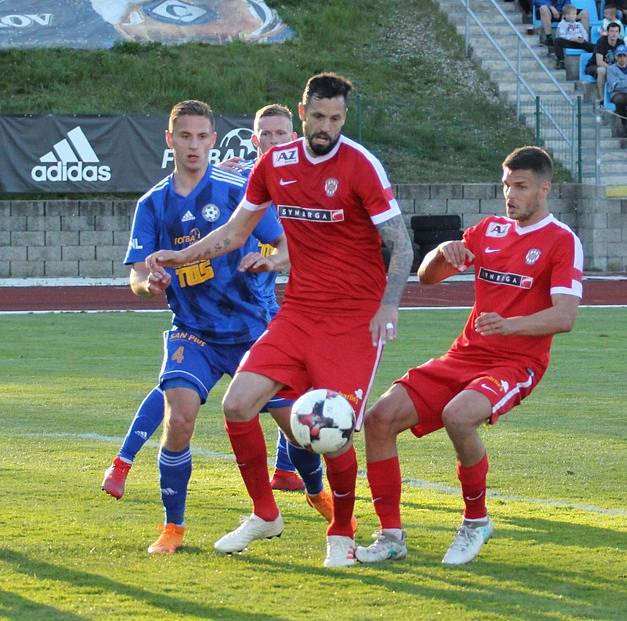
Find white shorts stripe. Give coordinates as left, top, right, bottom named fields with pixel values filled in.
left=492, top=369, right=535, bottom=414
left=354, top=337, right=385, bottom=432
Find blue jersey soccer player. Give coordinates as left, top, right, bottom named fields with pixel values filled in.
left=101, top=106, right=300, bottom=500
left=102, top=101, right=332, bottom=554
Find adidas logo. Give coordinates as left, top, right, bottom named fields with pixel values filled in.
left=181, top=210, right=196, bottom=222
left=160, top=488, right=178, bottom=496
left=134, top=430, right=148, bottom=440
left=31, top=126, right=111, bottom=183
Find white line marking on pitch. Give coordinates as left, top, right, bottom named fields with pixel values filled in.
left=14, top=431, right=627, bottom=517
left=2, top=305, right=627, bottom=316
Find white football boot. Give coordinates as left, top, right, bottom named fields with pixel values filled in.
left=442, top=518, right=494, bottom=565
left=323, top=535, right=356, bottom=567
left=214, top=513, right=284, bottom=553
left=355, top=530, right=407, bottom=563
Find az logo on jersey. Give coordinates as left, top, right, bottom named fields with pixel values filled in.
left=273, top=148, right=299, bottom=167
left=486, top=222, right=511, bottom=238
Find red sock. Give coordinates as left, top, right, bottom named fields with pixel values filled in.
left=225, top=416, right=279, bottom=522
left=366, top=457, right=402, bottom=529
left=324, top=447, right=357, bottom=537
left=457, top=453, right=489, bottom=520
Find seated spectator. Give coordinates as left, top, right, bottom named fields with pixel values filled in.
left=599, top=3, right=625, bottom=38
left=554, top=4, right=594, bottom=69
left=585, top=22, right=625, bottom=103
left=607, top=44, right=627, bottom=132
left=534, top=0, right=590, bottom=50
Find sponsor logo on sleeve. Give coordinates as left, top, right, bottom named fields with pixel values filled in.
left=272, top=147, right=299, bottom=167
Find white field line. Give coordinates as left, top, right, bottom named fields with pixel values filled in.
left=14, top=431, right=627, bottom=518
left=2, top=305, right=627, bottom=316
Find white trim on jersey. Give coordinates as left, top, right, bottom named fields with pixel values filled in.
left=300, top=136, right=342, bottom=165
left=341, top=135, right=393, bottom=190
left=551, top=284, right=583, bottom=297
left=371, top=198, right=401, bottom=225
left=515, top=214, right=554, bottom=235
left=241, top=198, right=271, bottom=212
left=210, top=167, right=247, bottom=187
left=354, top=337, right=386, bottom=432
left=492, top=369, right=535, bottom=414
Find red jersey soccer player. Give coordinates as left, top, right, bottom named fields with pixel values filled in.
left=355, top=146, right=583, bottom=566
left=145, top=73, right=414, bottom=567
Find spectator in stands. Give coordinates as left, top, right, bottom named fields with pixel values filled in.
left=607, top=44, right=627, bottom=132
left=599, top=3, right=625, bottom=38
left=585, top=22, right=625, bottom=104
left=534, top=0, right=590, bottom=51
left=554, top=4, right=594, bottom=69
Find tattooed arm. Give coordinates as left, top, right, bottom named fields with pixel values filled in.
left=145, top=202, right=270, bottom=276
left=371, top=214, right=414, bottom=345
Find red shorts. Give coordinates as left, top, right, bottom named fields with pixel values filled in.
left=238, top=309, right=384, bottom=430
left=395, top=352, right=544, bottom=438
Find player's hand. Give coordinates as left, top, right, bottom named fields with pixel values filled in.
left=238, top=252, right=275, bottom=273
left=146, top=270, right=171, bottom=295
left=370, top=303, right=398, bottom=346
left=438, top=240, right=474, bottom=271
left=475, top=312, right=515, bottom=336
left=218, top=156, right=246, bottom=174
left=145, top=249, right=187, bottom=273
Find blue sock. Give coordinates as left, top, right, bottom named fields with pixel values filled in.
left=287, top=441, right=323, bottom=495
left=158, top=446, right=192, bottom=526
left=274, top=429, right=296, bottom=472
left=118, top=387, right=164, bottom=463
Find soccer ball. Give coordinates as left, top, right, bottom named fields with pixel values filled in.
left=290, top=389, right=355, bottom=454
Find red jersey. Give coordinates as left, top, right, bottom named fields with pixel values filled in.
left=243, top=136, right=400, bottom=318
left=451, top=214, right=583, bottom=370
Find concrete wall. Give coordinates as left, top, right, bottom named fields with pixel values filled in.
left=1, top=184, right=626, bottom=277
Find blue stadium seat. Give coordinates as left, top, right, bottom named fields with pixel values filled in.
left=579, top=52, right=595, bottom=82
left=570, top=0, right=602, bottom=31
left=604, top=83, right=617, bottom=111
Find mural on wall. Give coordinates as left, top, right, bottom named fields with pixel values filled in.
left=0, top=0, right=293, bottom=49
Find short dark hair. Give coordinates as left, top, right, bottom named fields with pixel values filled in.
left=302, top=72, right=353, bottom=107
left=254, top=104, right=293, bottom=131
left=168, top=100, right=214, bottom=132
left=608, top=21, right=622, bottom=32
left=502, top=146, right=553, bottom=180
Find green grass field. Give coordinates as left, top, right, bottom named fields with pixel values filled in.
left=1, top=309, right=625, bottom=620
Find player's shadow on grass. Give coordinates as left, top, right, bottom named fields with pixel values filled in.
left=0, top=548, right=291, bottom=621
left=0, top=588, right=85, bottom=621
left=235, top=552, right=618, bottom=621
left=496, top=513, right=627, bottom=551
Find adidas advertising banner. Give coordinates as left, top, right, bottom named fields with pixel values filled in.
left=0, top=114, right=255, bottom=193
left=0, top=1, right=293, bottom=49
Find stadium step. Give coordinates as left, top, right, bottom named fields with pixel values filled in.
left=432, top=0, right=627, bottom=184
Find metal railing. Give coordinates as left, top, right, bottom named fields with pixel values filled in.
left=459, top=0, right=584, bottom=180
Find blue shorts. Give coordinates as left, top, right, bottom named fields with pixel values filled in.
left=159, top=327, right=294, bottom=410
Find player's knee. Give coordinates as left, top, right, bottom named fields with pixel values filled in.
left=364, top=401, right=399, bottom=439
left=441, top=402, right=469, bottom=433
left=222, top=391, right=255, bottom=421
left=163, top=409, right=196, bottom=443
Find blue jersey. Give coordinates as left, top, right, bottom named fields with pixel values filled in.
left=240, top=159, right=280, bottom=317
left=125, top=165, right=283, bottom=343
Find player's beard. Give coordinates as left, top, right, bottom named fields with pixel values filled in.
left=306, top=131, right=340, bottom=156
